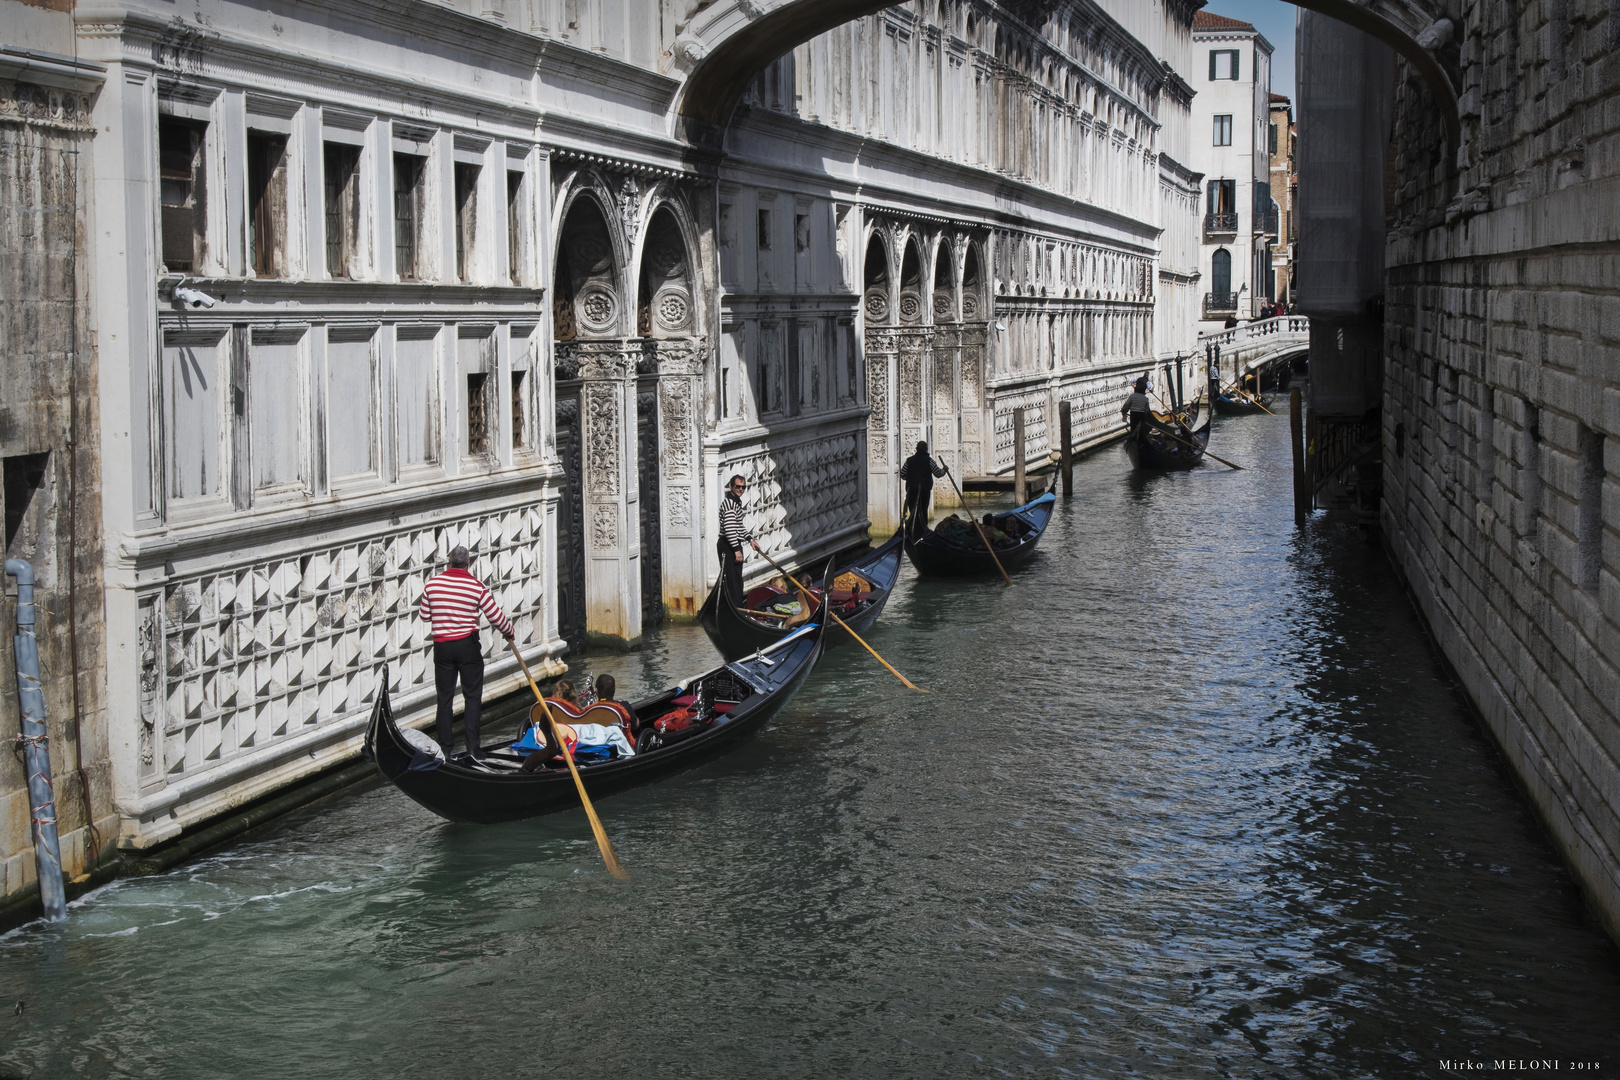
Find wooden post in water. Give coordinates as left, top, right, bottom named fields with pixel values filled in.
left=1013, top=407, right=1026, bottom=505
left=1058, top=400, right=1073, bottom=497
left=1290, top=387, right=1306, bottom=525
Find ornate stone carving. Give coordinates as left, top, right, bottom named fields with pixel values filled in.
left=577, top=285, right=617, bottom=333
left=584, top=384, right=621, bottom=497
left=869, top=435, right=888, bottom=465
left=899, top=292, right=921, bottom=322
left=933, top=293, right=952, bottom=319
left=666, top=487, right=692, bottom=529
left=654, top=287, right=691, bottom=331
left=660, top=381, right=693, bottom=478
left=864, top=290, right=889, bottom=321
left=591, top=503, right=619, bottom=550
left=614, top=174, right=641, bottom=250
left=866, top=355, right=889, bottom=432
left=727, top=434, right=863, bottom=559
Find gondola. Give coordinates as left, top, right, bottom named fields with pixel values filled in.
left=1213, top=390, right=1271, bottom=416
left=904, top=491, right=1056, bottom=577
left=1124, top=411, right=1211, bottom=470
left=697, top=534, right=904, bottom=660
left=364, top=621, right=824, bottom=824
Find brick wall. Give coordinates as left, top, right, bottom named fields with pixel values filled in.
left=1381, top=0, right=1620, bottom=939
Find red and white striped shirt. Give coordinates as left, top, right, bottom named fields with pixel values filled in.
left=420, top=568, right=515, bottom=643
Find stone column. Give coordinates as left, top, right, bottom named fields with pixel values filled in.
left=647, top=338, right=707, bottom=619
left=570, top=341, right=642, bottom=645
left=864, top=329, right=901, bottom=532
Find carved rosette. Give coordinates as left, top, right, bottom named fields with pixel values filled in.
left=653, top=287, right=691, bottom=332
left=899, top=292, right=922, bottom=323
left=577, top=285, right=618, bottom=334
left=864, top=290, right=889, bottom=322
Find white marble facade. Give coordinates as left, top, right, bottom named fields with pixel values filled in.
left=62, top=0, right=1204, bottom=849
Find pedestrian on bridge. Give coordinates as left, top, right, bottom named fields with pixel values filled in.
left=420, top=544, right=515, bottom=758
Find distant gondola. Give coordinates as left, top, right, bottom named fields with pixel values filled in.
left=698, top=534, right=903, bottom=661
left=904, top=492, right=1057, bottom=577
left=1125, top=412, right=1211, bottom=470
left=1213, top=391, right=1271, bottom=416
left=365, top=622, right=824, bottom=825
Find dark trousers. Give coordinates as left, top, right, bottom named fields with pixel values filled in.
left=718, top=541, right=744, bottom=607
left=903, top=485, right=930, bottom=537
left=434, top=633, right=484, bottom=754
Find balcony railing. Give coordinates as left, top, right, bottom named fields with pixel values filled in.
left=1204, top=211, right=1239, bottom=234
left=1203, top=291, right=1238, bottom=317
left=1257, top=205, right=1279, bottom=236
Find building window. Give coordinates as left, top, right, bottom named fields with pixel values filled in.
left=3, top=452, right=50, bottom=550
left=757, top=208, right=772, bottom=250
left=510, top=369, right=527, bottom=449
left=1213, top=115, right=1233, bottom=146
left=247, top=132, right=288, bottom=278
left=1211, top=248, right=1232, bottom=297
left=323, top=144, right=361, bottom=279
left=158, top=117, right=207, bottom=274
left=1269, top=123, right=1279, bottom=155
left=1209, top=50, right=1239, bottom=80
left=393, top=154, right=426, bottom=281
left=507, top=170, right=524, bottom=285
left=454, top=162, right=479, bottom=283
left=466, top=372, right=489, bottom=456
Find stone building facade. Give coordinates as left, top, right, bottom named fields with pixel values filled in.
left=1267, top=92, right=1295, bottom=309
left=0, top=0, right=1207, bottom=897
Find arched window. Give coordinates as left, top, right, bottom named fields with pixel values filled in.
left=1211, top=248, right=1232, bottom=298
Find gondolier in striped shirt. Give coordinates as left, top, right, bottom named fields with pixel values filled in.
left=420, top=544, right=515, bottom=758
left=718, top=474, right=760, bottom=607
left=899, top=441, right=948, bottom=538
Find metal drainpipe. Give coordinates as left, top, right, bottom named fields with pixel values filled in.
left=6, top=560, right=66, bottom=920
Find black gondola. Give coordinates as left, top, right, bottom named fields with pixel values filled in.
left=697, top=534, right=903, bottom=660
left=365, top=622, right=824, bottom=824
left=1125, top=412, right=1211, bottom=470
left=904, top=492, right=1057, bottom=577
left=1213, top=391, right=1271, bottom=416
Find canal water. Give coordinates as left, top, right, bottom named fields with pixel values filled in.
left=4, top=409, right=1619, bottom=1079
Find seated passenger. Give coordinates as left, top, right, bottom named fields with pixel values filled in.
left=518, top=704, right=636, bottom=771
left=593, top=674, right=638, bottom=739
left=980, top=513, right=1012, bottom=547
left=935, top=514, right=974, bottom=546
left=547, top=679, right=584, bottom=717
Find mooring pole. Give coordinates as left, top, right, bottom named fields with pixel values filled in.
left=1058, top=400, right=1073, bottom=497
left=6, top=560, right=65, bottom=921
left=1290, top=388, right=1306, bottom=525
left=1012, top=407, right=1027, bottom=505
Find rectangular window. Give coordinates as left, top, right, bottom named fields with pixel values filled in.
left=757, top=208, right=772, bottom=250
left=454, top=162, right=480, bottom=283
left=1208, top=179, right=1236, bottom=214
left=163, top=332, right=225, bottom=503
left=506, top=170, right=524, bottom=285
left=393, top=153, right=426, bottom=281
left=510, top=369, right=527, bottom=449
left=1269, top=122, right=1279, bottom=156
left=3, top=452, right=50, bottom=551
left=1209, top=50, right=1239, bottom=80
left=249, top=330, right=303, bottom=491
left=466, top=372, right=489, bottom=456
left=395, top=331, right=439, bottom=467
left=1213, top=115, right=1233, bottom=146
left=794, top=212, right=809, bottom=253
left=159, top=117, right=207, bottom=273
left=327, top=332, right=377, bottom=481
left=323, top=143, right=361, bottom=279
left=247, top=132, right=288, bottom=278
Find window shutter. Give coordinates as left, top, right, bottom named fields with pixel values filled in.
left=1209, top=50, right=1217, bottom=81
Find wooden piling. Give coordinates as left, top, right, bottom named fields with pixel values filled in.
left=1058, top=400, right=1073, bottom=497
left=1290, top=387, right=1306, bottom=525
left=1013, top=407, right=1026, bottom=505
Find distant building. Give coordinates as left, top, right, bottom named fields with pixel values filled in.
left=1189, top=10, right=1275, bottom=327
left=1268, top=93, right=1297, bottom=310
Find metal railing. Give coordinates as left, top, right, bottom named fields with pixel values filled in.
left=1258, top=204, right=1279, bottom=236
left=1204, top=211, right=1239, bottom=234
left=1203, top=291, right=1239, bottom=316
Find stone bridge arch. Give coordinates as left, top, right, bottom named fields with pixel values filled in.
left=670, top=0, right=1460, bottom=150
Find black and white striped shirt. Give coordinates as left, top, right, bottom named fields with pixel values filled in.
left=900, top=452, right=947, bottom=488
left=719, top=491, right=753, bottom=550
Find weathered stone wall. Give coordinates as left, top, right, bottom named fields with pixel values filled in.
left=0, top=74, right=114, bottom=898
left=1380, top=0, right=1620, bottom=938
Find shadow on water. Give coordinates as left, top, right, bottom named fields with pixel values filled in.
left=3, top=411, right=1618, bottom=1079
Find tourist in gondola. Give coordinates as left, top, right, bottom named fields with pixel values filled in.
left=419, top=544, right=515, bottom=758
left=900, top=441, right=948, bottom=538
left=1121, top=376, right=1151, bottom=435
left=718, top=474, right=761, bottom=606
left=593, top=674, right=638, bottom=739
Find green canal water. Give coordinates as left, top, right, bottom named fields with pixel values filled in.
left=3, top=409, right=1618, bottom=1078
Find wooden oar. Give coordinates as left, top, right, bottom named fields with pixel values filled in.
left=753, top=548, right=928, bottom=693
left=937, top=462, right=1013, bottom=587
left=507, top=640, right=628, bottom=880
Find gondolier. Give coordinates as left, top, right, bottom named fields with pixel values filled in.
left=420, top=544, right=515, bottom=758
left=718, top=474, right=760, bottom=607
left=1121, top=376, right=1151, bottom=435
left=899, top=441, right=948, bottom=538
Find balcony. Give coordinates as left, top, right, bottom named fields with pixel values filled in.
left=1257, top=204, right=1279, bottom=237
left=1204, top=211, right=1239, bottom=235
left=1203, top=291, right=1239, bottom=317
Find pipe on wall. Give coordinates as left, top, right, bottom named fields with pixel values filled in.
left=6, top=559, right=65, bottom=921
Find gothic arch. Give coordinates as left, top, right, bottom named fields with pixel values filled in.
left=635, top=202, right=698, bottom=340
left=552, top=186, right=625, bottom=341
left=932, top=236, right=958, bottom=324
left=862, top=229, right=891, bottom=325
left=962, top=241, right=985, bottom=323
left=898, top=237, right=924, bottom=326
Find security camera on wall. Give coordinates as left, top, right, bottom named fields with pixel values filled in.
left=169, top=276, right=219, bottom=310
